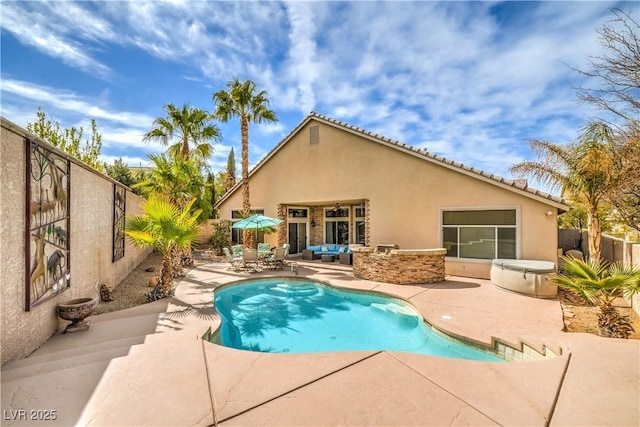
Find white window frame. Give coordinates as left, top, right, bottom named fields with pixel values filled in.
left=324, top=207, right=350, bottom=244
left=288, top=207, right=309, bottom=220
left=439, top=206, right=520, bottom=262
left=353, top=207, right=365, bottom=245
left=287, top=206, right=309, bottom=250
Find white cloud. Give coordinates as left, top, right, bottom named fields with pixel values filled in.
left=1, top=79, right=157, bottom=163
left=1, top=79, right=154, bottom=126
left=2, top=0, right=630, bottom=186
left=100, top=153, right=151, bottom=168
left=284, top=1, right=320, bottom=113
left=0, top=3, right=113, bottom=78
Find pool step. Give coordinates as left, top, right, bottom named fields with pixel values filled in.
left=370, top=302, right=420, bottom=317
left=271, top=283, right=319, bottom=296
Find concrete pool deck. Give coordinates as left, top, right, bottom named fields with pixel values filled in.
left=2, top=259, right=639, bottom=426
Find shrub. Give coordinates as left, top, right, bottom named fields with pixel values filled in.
left=210, top=220, right=231, bottom=255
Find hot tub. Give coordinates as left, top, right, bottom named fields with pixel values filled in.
left=490, top=259, right=557, bottom=298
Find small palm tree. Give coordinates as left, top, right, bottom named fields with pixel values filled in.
left=144, top=103, right=220, bottom=162
left=213, top=78, right=278, bottom=248
left=126, top=196, right=202, bottom=301
left=554, top=256, right=640, bottom=338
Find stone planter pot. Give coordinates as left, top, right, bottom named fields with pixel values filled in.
left=57, top=297, right=97, bottom=333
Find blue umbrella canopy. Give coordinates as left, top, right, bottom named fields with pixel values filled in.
left=232, top=214, right=283, bottom=230
left=232, top=214, right=283, bottom=248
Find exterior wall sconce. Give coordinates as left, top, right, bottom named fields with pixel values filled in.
left=545, top=210, right=553, bottom=217
left=311, top=220, right=316, bottom=227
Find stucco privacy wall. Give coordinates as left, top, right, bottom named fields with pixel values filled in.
left=1, top=118, right=150, bottom=365
left=218, top=117, right=565, bottom=279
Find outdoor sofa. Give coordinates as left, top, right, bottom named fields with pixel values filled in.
left=302, top=244, right=353, bottom=261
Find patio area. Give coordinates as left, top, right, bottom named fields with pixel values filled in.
left=2, top=259, right=639, bottom=426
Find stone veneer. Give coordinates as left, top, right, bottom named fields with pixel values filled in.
left=353, top=247, right=447, bottom=284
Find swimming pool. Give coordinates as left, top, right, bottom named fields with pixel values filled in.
left=213, top=279, right=503, bottom=362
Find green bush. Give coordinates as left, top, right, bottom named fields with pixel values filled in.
left=210, top=220, right=231, bottom=255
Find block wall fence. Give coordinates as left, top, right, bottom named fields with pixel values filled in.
left=1, top=117, right=151, bottom=365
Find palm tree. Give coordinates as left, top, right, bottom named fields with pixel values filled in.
left=143, top=103, right=220, bottom=161
left=511, top=121, right=622, bottom=261
left=135, top=153, right=211, bottom=270
left=554, top=256, right=640, bottom=338
left=135, top=154, right=207, bottom=213
left=125, top=196, right=201, bottom=301
left=212, top=78, right=278, bottom=248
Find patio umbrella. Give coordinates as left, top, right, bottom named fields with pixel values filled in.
left=232, top=214, right=283, bottom=248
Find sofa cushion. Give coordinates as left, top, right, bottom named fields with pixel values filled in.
left=306, top=245, right=353, bottom=255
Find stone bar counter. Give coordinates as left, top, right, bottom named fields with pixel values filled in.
left=352, top=246, right=447, bottom=285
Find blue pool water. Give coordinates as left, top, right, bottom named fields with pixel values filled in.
left=213, top=279, right=503, bottom=362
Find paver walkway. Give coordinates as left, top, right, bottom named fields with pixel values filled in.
left=2, top=259, right=638, bottom=426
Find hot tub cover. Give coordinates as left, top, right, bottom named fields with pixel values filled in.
left=491, top=259, right=556, bottom=274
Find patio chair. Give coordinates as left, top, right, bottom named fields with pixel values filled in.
left=257, top=242, right=271, bottom=252
left=231, top=244, right=243, bottom=258
left=242, top=249, right=260, bottom=272
left=223, top=247, right=243, bottom=271
left=281, top=243, right=293, bottom=267
left=264, top=247, right=287, bottom=270
left=283, top=243, right=290, bottom=258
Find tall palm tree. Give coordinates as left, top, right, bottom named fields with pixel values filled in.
left=212, top=78, right=278, bottom=248
left=126, top=196, right=201, bottom=300
left=144, top=103, right=220, bottom=162
left=511, top=121, right=622, bottom=261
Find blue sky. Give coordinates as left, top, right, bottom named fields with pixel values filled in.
left=1, top=1, right=634, bottom=193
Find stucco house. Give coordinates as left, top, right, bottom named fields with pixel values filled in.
left=215, top=112, right=569, bottom=279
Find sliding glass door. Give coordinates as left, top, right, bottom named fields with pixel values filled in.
left=288, top=223, right=307, bottom=254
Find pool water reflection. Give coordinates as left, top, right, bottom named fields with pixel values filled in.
left=213, top=279, right=503, bottom=362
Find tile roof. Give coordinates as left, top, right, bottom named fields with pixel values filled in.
left=215, top=111, right=570, bottom=210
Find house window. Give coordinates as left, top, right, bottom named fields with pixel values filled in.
left=354, top=207, right=365, bottom=245
left=325, top=208, right=349, bottom=244
left=442, top=209, right=517, bottom=260
left=288, top=208, right=308, bottom=218
left=231, top=209, right=265, bottom=245
left=325, top=208, right=349, bottom=218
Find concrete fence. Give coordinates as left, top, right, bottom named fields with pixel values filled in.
left=1, top=117, right=151, bottom=365
left=558, top=229, right=640, bottom=266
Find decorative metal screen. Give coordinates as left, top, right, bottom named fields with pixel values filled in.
left=25, top=139, right=71, bottom=311
left=113, top=184, right=126, bottom=262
